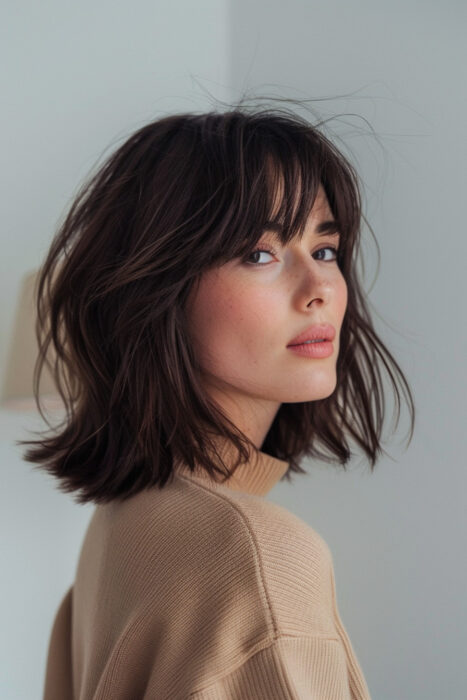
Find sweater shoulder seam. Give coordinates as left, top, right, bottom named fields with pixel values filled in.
left=175, top=472, right=282, bottom=636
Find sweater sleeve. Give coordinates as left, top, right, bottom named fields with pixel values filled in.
left=42, top=586, right=74, bottom=700
left=188, top=634, right=355, bottom=699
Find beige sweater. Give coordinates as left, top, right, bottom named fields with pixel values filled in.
left=43, top=439, right=371, bottom=699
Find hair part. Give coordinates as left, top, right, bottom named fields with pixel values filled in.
left=17, top=103, right=416, bottom=504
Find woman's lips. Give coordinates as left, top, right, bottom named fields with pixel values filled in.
left=287, top=323, right=336, bottom=346
left=287, top=340, right=334, bottom=358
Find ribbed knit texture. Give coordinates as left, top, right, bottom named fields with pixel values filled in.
left=43, top=438, right=371, bottom=699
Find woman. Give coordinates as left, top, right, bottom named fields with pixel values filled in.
left=19, top=104, right=415, bottom=698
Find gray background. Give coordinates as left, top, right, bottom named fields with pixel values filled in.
left=1, top=1, right=466, bottom=698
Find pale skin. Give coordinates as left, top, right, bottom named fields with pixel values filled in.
left=185, top=184, right=348, bottom=450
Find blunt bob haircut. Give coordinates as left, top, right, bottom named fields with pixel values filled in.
left=18, top=104, right=415, bottom=504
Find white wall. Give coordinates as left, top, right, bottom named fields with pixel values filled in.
left=229, top=1, right=467, bottom=698
left=1, top=2, right=230, bottom=698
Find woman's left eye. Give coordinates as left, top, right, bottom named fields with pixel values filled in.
left=243, top=245, right=339, bottom=266
left=314, top=246, right=339, bottom=262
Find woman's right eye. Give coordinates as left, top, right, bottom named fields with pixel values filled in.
left=243, top=246, right=277, bottom=266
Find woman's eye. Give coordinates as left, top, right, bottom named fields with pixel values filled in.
left=243, top=245, right=339, bottom=266
left=243, top=247, right=277, bottom=265
left=314, top=246, right=339, bottom=262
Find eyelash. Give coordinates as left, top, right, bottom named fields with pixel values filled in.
left=243, top=245, right=340, bottom=266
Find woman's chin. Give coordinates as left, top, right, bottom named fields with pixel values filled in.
left=279, top=376, right=338, bottom=403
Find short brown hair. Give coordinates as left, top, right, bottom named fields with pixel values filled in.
left=17, top=101, right=415, bottom=504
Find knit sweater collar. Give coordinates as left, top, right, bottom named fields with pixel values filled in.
left=173, top=436, right=290, bottom=497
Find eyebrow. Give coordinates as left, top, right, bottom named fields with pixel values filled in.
left=261, top=220, right=341, bottom=237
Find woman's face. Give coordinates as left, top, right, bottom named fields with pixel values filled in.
left=185, top=184, right=348, bottom=447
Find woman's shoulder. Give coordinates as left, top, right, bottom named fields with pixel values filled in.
left=76, top=473, right=338, bottom=641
